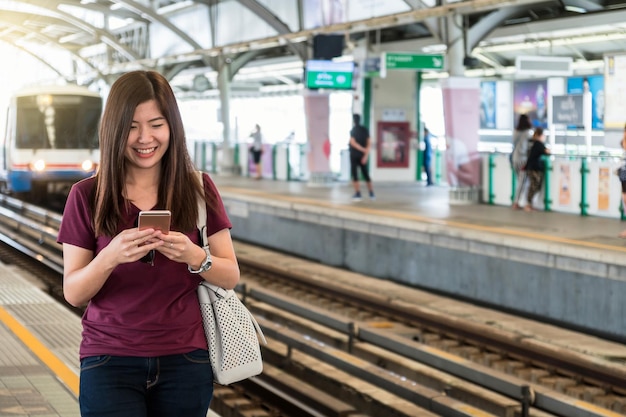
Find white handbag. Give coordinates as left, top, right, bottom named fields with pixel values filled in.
left=195, top=172, right=266, bottom=385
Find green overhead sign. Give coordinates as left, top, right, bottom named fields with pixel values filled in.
left=381, top=52, right=445, bottom=77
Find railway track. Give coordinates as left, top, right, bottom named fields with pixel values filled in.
left=0, top=193, right=624, bottom=417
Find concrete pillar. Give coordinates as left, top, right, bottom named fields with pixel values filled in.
left=303, top=92, right=333, bottom=185
left=217, top=59, right=239, bottom=175
left=446, top=12, right=465, bottom=77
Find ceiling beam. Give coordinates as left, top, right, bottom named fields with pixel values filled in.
left=110, top=1, right=203, bottom=51
left=0, top=19, right=104, bottom=79
left=235, top=0, right=306, bottom=60
left=4, top=1, right=140, bottom=61
left=0, top=39, right=66, bottom=80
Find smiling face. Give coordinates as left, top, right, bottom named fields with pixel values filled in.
left=125, top=99, right=170, bottom=170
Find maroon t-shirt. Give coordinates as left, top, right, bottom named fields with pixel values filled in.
left=57, top=173, right=232, bottom=359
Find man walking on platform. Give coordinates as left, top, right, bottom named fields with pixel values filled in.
left=423, top=126, right=434, bottom=186
left=349, top=113, right=375, bottom=201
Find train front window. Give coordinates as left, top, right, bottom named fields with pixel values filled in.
left=15, top=94, right=102, bottom=149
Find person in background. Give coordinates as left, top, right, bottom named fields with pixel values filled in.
left=511, top=114, right=533, bottom=209
left=524, top=126, right=550, bottom=212
left=249, top=124, right=263, bottom=179
left=57, top=70, right=240, bottom=417
left=618, top=124, right=626, bottom=238
left=423, top=126, right=434, bottom=186
left=349, top=113, right=375, bottom=201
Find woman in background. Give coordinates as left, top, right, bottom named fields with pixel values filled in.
left=511, top=114, right=533, bottom=209
left=249, top=124, right=263, bottom=179
left=618, top=124, right=626, bottom=238
left=524, top=127, right=550, bottom=212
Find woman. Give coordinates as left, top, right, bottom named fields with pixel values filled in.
left=57, top=70, right=240, bottom=417
left=618, top=124, right=626, bottom=238
left=511, top=114, right=533, bottom=209
left=249, top=124, right=263, bottom=179
left=524, top=126, right=550, bottom=212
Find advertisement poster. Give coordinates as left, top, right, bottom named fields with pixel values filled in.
left=559, top=164, right=571, bottom=206
left=442, top=77, right=481, bottom=187
left=513, top=79, right=548, bottom=128
left=480, top=81, right=496, bottom=129
left=598, top=167, right=610, bottom=211
left=567, top=75, right=604, bottom=130
left=303, top=0, right=346, bottom=28
left=303, top=94, right=331, bottom=174
left=376, top=121, right=409, bottom=168
left=604, top=54, right=626, bottom=129
left=304, top=0, right=409, bottom=29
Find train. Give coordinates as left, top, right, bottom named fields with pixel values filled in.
left=1, top=85, right=102, bottom=203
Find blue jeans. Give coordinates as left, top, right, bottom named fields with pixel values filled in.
left=79, top=349, right=213, bottom=417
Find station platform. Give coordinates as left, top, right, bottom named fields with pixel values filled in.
left=0, top=175, right=624, bottom=416
left=0, top=264, right=225, bottom=417
left=214, top=176, right=626, bottom=250
left=212, top=175, right=626, bottom=341
left=0, top=265, right=80, bottom=417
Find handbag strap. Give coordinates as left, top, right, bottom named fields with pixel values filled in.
left=195, top=171, right=227, bottom=297
left=195, top=171, right=208, bottom=248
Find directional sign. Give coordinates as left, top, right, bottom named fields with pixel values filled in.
left=380, top=52, right=445, bottom=77
left=305, top=60, right=354, bottom=90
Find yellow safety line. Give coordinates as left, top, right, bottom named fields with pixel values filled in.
left=221, top=186, right=626, bottom=254
left=0, top=305, right=79, bottom=396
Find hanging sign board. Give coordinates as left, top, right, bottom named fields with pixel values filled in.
left=380, top=52, right=445, bottom=77
left=552, top=94, right=583, bottom=126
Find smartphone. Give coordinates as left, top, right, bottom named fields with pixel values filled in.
left=138, top=210, right=171, bottom=234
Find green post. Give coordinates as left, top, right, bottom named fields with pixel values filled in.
left=272, top=145, right=277, bottom=180
left=543, top=155, right=552, bottom=212
left=488, top=153, right=495, bottom=204
left=416, top=146, right=423, bottom=182
left=511, top=163, right=517, bottom=204
left=199, top=141, right=207, bottom=172
left=286, top=145, right=291, bottom=181
left=580, top=157, right=589, bottom=216
left=234, top=143, right=240, bottom=169
left=211, top=142, right=217, bottom=174
left=362, top=78, right=372, bottom=131
left=435, top=148, right=442, bottom=184
left=360, top=77, right=373, bottom=182
left=416, top=71, right=423, bottom=182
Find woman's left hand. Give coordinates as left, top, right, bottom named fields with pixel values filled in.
left=153, top=231, right=201, bottom=266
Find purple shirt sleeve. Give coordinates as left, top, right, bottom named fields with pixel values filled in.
left=57, top=177, right=97, bottom=250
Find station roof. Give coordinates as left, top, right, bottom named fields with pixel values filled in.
left=1, top=0, right=625, bottom=94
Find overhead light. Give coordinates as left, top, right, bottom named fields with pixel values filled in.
left=158, top=0, right=194, bottom=14
left=565, top=5, right=586, bottom=13
left=422, top=44, right=447, bottom=53
left=476, top=32, right=626, bottom=54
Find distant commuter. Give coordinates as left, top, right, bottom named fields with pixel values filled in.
left=349, top=113, right=375, bottom=201
left=511, top=114, right=533, bottom=209
left=618, top=124, right=626, bottom=238
left=249, top=124, right=263, bottom=179
left=423, top=126, right=434, bottom=186
left=524, top=127, right=550, bottom=212
left=57, top=70, right=240, bottom=416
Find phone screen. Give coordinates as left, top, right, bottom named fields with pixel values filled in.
left=138, top=210, right=171, bottom=234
